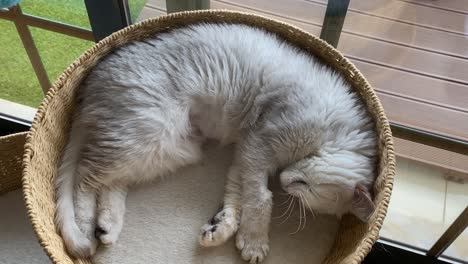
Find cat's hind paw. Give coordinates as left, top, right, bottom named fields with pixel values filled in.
left=199, top=208, right=239, bottom=247
left=96, top=209, right=124, bottom=246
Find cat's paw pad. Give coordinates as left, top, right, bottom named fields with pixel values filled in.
left=199, top=223, right=223, bottom=247
left=199, top=209, right=239, bottom=247
left=236, top=232, right=269, bottom=264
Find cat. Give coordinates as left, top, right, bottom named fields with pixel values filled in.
left=55, top=23, right=377, bottom=263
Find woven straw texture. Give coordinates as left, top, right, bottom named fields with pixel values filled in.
left=21, top=10, right=395, bottom=264
left=0, top=132, right=27, bottom=195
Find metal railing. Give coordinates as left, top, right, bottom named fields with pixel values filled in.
left=0, top=0, right=466, bottom=261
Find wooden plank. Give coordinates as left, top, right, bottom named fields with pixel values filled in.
left=223, top=0, right=468, bottom=64
left=214, top=0, right=323, bottom=35
left=338, top=34, right=468, bottom=84
left=215, top=1, right=468, bottom=83
left=391, top=123, right=468, bottom=157
left=226, top=0, right=468, bottom=59
left=395, top=137, right=468, bottom=175
left=340, top=5, right=468, bottom=58
left=310, top=0, right=468, bottom=35
left=217, top=0, right=325, bottom=26
left=377, top=92, right=468, bottom=141
left=241, top=0, right=468, bottom=58
left=351, top=60, right=468, bottom=112
left=397, top=0, right=468, bottom=15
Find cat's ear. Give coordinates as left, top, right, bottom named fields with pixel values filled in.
left=350, top=184, right=375, bottom=222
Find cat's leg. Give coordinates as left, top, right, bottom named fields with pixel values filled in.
left=94, top=135, right=203, bottom=246
left=236, top=170, right=272, bottom=263
left=199, top=163, right=242, bottom=247
left=95, top=185, right=128, bottom=245
left=73, top=181, right=98, bottom=255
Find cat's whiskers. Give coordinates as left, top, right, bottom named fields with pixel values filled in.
left=298, top=193, right=307, bottom=231
left=302, top=192, right=316, bottom=219
left=300, top=193, right=307, bottom=231
left=308, top=186, right=320, bottom=199
left=290, top=199, right=303, bottom=235
left=273, top=196, right=294, bottom=219
left=279, top=198, right=296, bottom=225
left=291, top=195, right=307, bottom=234
left=278, top=195, right=293, bottom=206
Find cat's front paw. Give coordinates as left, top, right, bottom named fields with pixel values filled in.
left=236, top=231, right=269, bottom=264
left=199, top=208, right=239, bottom=247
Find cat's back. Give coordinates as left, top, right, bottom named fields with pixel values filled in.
left=80, top=25, right=264, bottom=86
left=76, top=23, right=296, bottom=119
left=83, top=23, right=286, bottom=88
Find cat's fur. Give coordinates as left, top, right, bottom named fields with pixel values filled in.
left=55, top=23, right=377, bottom=263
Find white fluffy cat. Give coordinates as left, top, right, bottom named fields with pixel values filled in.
left=55, top=23, right=377, bottom=263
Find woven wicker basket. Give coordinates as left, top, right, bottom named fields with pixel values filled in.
left=21, top=10, right=395, bottom=264
left=0, top=132, right=27, bottom=196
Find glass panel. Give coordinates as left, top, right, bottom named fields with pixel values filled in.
left=380, top=158, right=448, bottom=250
left=20, top=0, right=91, bottom=29
left=30, top=27, right=93, bottom=83
left=209, top=0, right=326, bottom=37
left=129, top=0, right=149, bottom=23
left=340, top=0, right=468, bottom=254
left=133, top=0, right=166, bottom=22
left=0, top=20, right=93, bottom=107
left=441, top=181, right=468, bottom=261
left=0, top=20, right=43, bottom=107
left=338, top=0, right=468, bottom=141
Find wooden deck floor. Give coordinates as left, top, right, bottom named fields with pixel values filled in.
left=137, top=0, right=468, bottom=176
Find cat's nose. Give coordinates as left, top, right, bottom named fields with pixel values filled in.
left=279, top=174, right=291, bottom=187
left=279, top=171, right=305, bottom=187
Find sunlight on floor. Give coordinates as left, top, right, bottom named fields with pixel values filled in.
left=381, top=157, right=468, bottom=261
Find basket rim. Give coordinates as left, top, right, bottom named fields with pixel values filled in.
left=21, top=9, right=395, bottom=264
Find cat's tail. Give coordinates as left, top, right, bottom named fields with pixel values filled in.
left=55, top=131, right=96, bottom=258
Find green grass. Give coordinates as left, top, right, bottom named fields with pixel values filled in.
left=0, top=0, right=146, bottom=107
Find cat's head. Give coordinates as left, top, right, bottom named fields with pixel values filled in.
left=279, top=152, right=376, bottom=222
